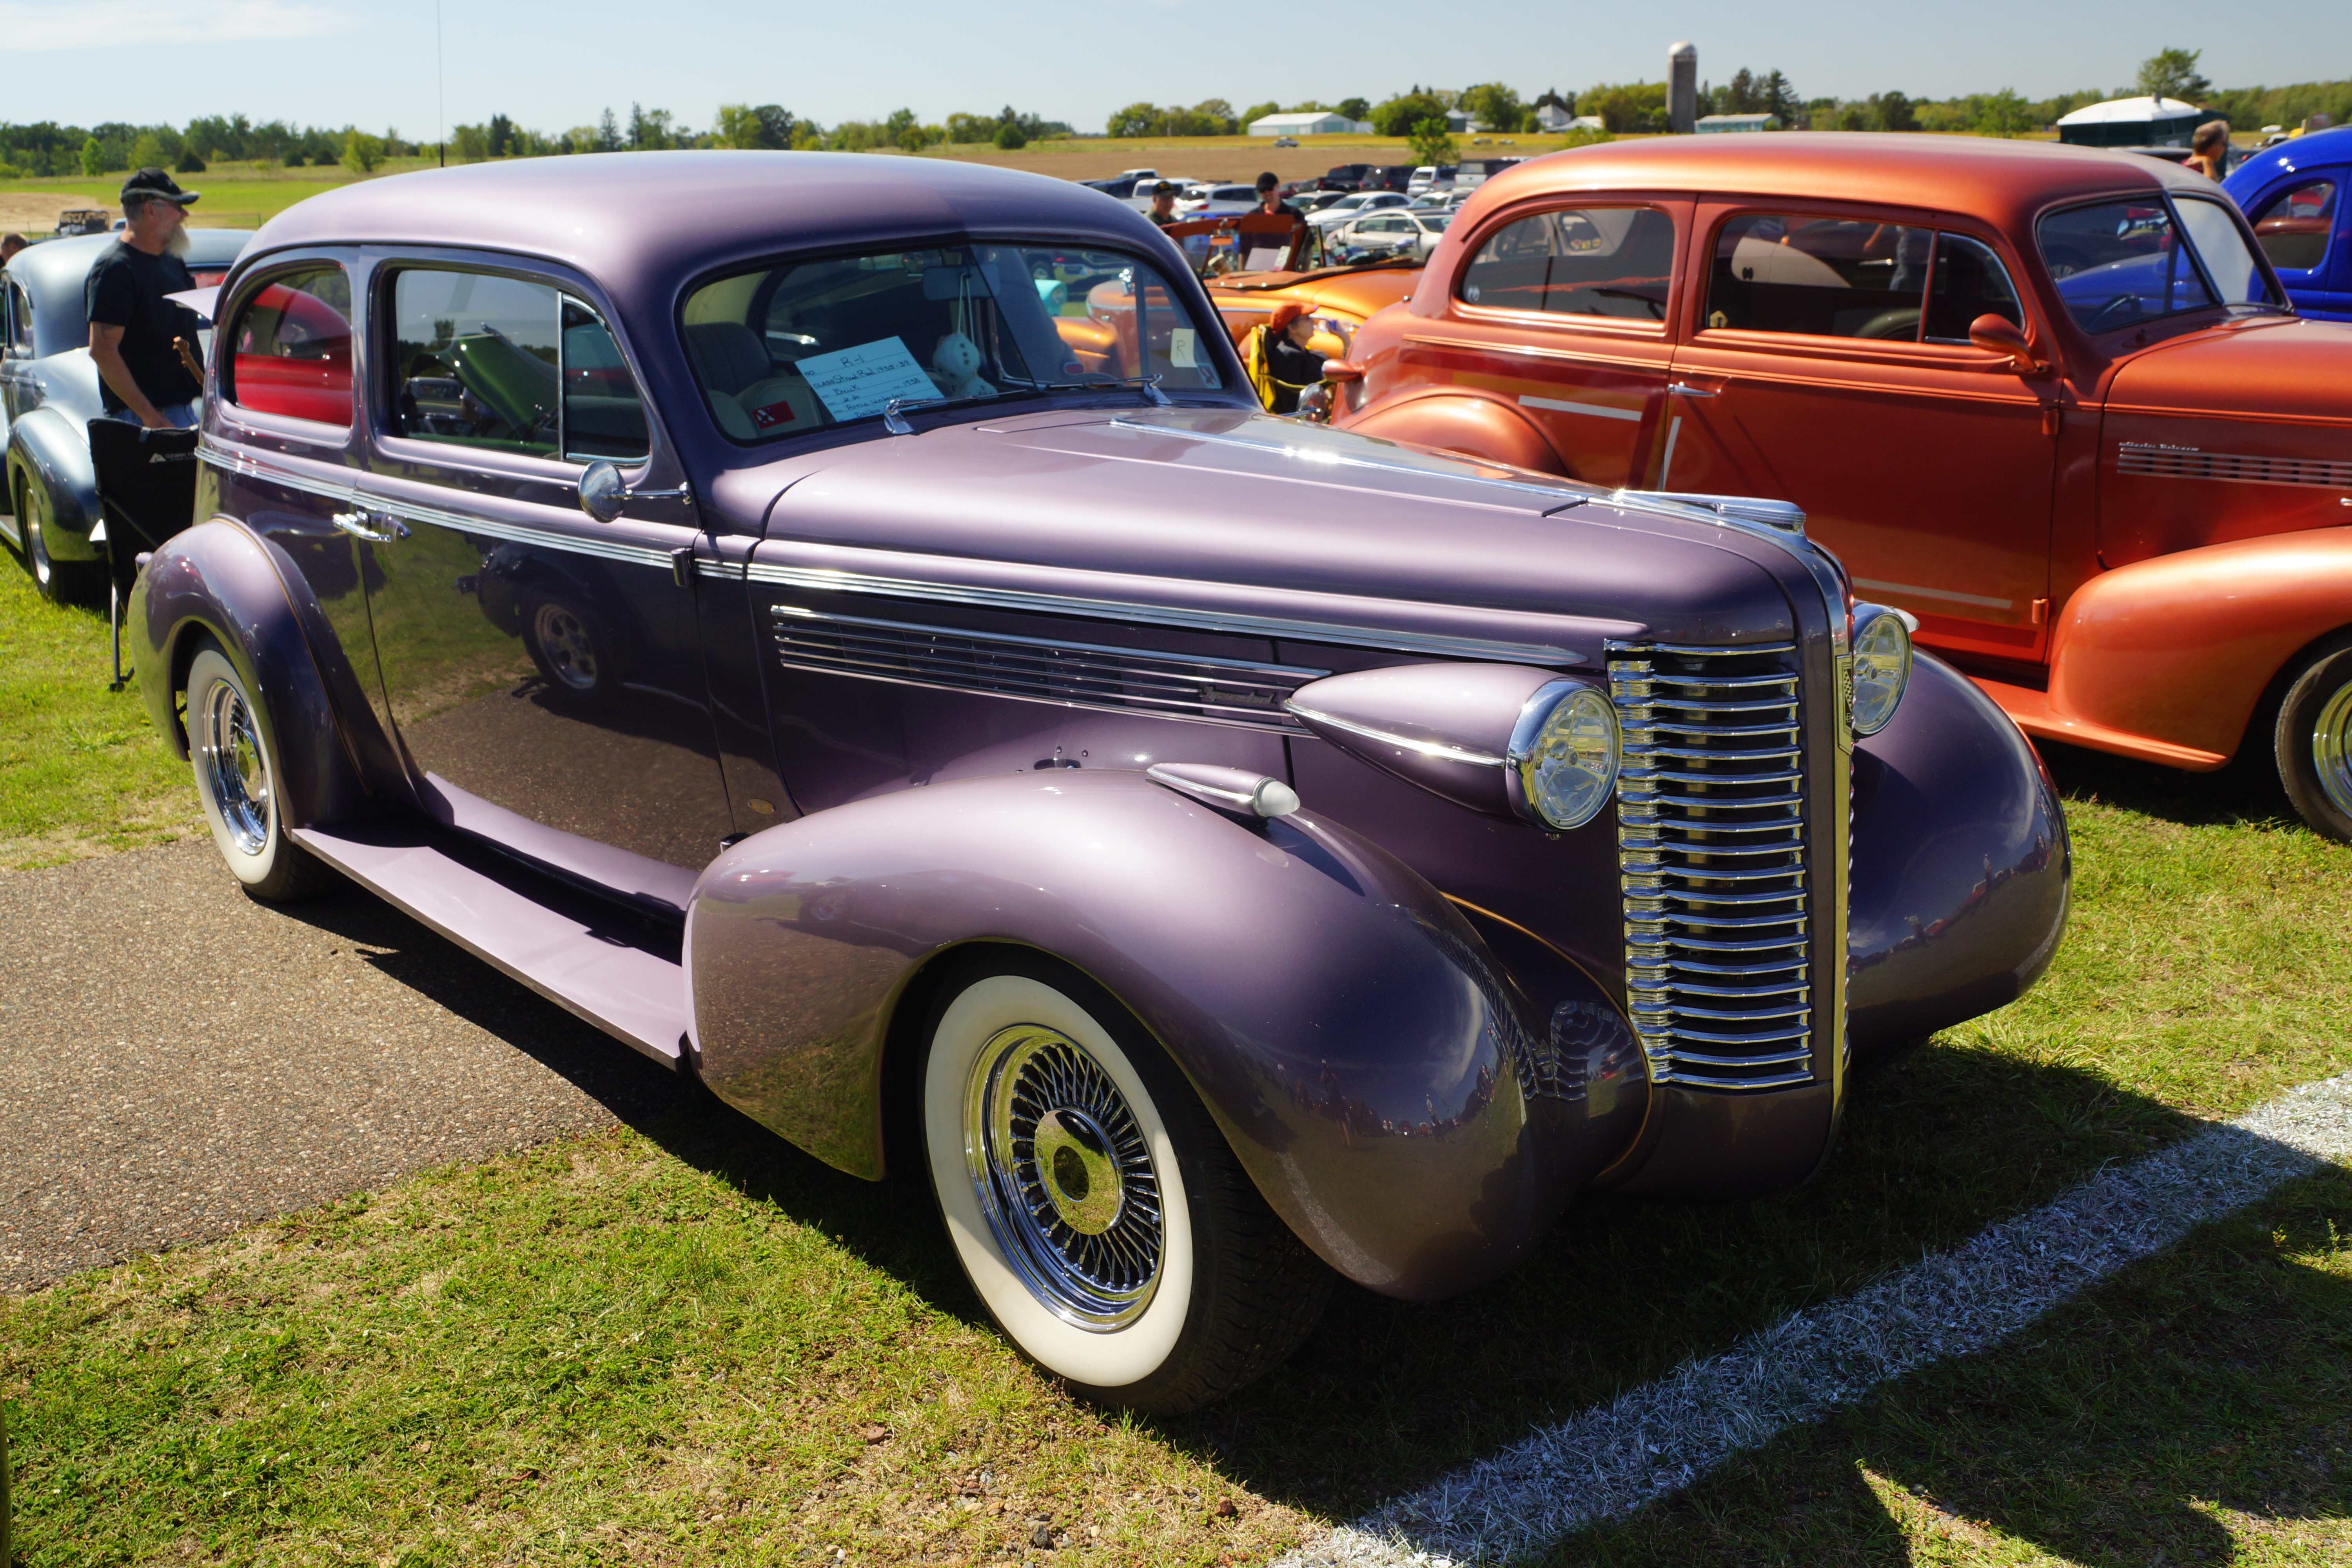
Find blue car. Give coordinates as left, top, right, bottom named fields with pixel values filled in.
left=2224, top=126, right=2352, bottom=320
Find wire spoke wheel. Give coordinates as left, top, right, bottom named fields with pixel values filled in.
left=199, top=671, right=272, bottom=857
left=967, top=1024, right=1164, bottom=1330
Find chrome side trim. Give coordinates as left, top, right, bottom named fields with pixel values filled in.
left=1853, top=575, right=2013, bottom=611
left=723, top=559, right=1586, bottom=665
left=770, top=603, right=1327, bottom=733
left=1282, top=700, right=1507, bottom=767
left=2117, top=442, right=2352, bottom=489
left=1519, top=394, right=1643, bottom=422
left=202, top=441, right=681, bottom=572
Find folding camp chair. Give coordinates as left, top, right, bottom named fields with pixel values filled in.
left=86, top=419, right=200, bottom=690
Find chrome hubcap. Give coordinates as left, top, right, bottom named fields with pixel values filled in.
left=533, top=602, right=599, bottom=690
left=2314, top=678, right=2352, bottom=818
left=24, top=487, right=51, bottom=584
left=966, top=1024, right=1162, bottom=1331
left=200, top=677, right=271, bottom=856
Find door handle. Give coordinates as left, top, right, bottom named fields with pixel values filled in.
left=331, top=509, right=409, bottom=543
left=1666, top=381, right=1720, bottom=399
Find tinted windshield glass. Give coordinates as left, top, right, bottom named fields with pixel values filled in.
left=682, top=243, right=1220, bottom=440
left=2038, top=197, right=2279, bottom=332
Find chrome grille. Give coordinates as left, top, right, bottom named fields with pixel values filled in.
left=769, top=604, right=1324, bottom=731
left=1611, top=641, right=1815, bottom=1091
left=2116, top=443, right=2352, bottom=490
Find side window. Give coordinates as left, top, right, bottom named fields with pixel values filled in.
left=225, top=265, right=354, bottom=426
left=1459, top=205, right=1675, bottom=322
left=388, top=269, right=648, bottom=464
left=1923, top=234, right=2025, bottom=341
left=560, top=298, right=650, bottom=462
left=2249, top=178, right=2337, bottom=272
left=4, top=282, right=26, bottom=354
left=1705, top=213, right=1932, bottom=339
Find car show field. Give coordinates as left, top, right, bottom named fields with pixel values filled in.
left=2, top=118, right=2349, bottom=1567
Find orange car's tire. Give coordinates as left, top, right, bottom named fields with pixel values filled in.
left=916, top=949, right=1331, bottom=1414
left=2274, top=634, right=2352, bottom=844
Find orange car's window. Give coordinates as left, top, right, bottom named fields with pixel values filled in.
left=225, top=265, right=354, bottom=426
left=1705, top=214, right=1934, bottom=340
left=1457, top=206, right=1674, bottom=322
left=1922, top=234, right=2025, bottom=343
left=2250, top=178, right=2336, bottom=272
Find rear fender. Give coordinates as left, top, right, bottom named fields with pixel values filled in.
left=1848, top=652, right=2071, bottom=1052
left=2045, top=526, right=2352, bottom=763
left=132, top=517, right=380, bottom=826
left=1339, top=388, right=1566, bottom=475
left=685, top=767, right=1649, bottom=1300
left=7, top=407, right=101, bottom=561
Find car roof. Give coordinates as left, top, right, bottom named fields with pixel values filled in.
left=2225, top=124, right=2352, bottom=194
left=1474, top=132, right=2210, bottom=230
left=5, top=228, right=252, bottom=312
left=241, top=152, right=1176, bottom=305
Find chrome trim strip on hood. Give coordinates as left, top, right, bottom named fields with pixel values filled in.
left=714, top=558, right=1586, bottom=665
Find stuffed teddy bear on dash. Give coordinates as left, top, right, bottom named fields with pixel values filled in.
left=930, top=333, right=993, bottom=400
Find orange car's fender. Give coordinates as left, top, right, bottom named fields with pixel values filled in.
left=1993, top=526, right=2352, bottom=768
left=1339, top=387, right=1568, bottom=476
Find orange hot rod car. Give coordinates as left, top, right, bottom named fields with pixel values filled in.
left=1332, top=135, right=2352, bottom=840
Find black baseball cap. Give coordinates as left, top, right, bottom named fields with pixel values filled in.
left=1151, top=180, right=1178, bottom=196
left=121, top=168, right=200, bottom=206
left=1255, top=171, right=1279, bottom=191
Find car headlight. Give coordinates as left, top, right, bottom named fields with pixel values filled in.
left=1849, top=603, right=1914, bottom=737
left=1506, top=681, right=1621, bottom=830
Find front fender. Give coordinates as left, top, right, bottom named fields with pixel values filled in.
left=1338, top=387, right=1566, bottom=475
left=686, top=768, right=1650, bottom=1300
left=7, top=406, right=101, bottom=562
left=2040, top=526, right=2352, bottom=765
left=132, top=517, right=376, bottom=826
left=1849, top=652, right=2070, bottom=1053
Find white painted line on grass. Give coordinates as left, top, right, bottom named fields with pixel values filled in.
left=1280, top=1069, right=2352, bottom=1568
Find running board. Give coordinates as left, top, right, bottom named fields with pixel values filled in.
left=292, top=820, right=689, bottom=1070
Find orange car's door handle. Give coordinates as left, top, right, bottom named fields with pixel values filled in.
left=1667, top=381, right=1720, bottom=399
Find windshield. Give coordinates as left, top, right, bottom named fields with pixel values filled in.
left=681, top=243, right=1222, bottom=440
left=2038, top=195, right=2281, bottom=333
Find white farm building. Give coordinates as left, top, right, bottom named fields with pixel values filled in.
left=1247, top=110, right=1374, bottom=138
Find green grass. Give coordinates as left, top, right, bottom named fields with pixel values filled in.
left=1, top=699, right=2348, bottom=1562
left=0, top=558, right=200, bottom=866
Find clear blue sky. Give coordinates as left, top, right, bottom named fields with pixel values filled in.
left=8, top=0, right=2336, bottom=138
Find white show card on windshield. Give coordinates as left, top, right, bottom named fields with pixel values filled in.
left=796, top=337, right=940, bottom=421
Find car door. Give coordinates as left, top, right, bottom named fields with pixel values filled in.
left=1662, top=204, right=2060, bottom=664
left=2244, top=171, right=2348, bottom=319
left=1395, top=198, right=1690, bottom=490
left=353, top=253, right=734, bottom=909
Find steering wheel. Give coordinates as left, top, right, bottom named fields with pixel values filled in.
left=2086, top=292, right=2143, bottom=331
left=1593, top=287, right=1667, bottom=321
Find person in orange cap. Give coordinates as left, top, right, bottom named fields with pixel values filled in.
left=1245, top=300, right=1327, bottom=415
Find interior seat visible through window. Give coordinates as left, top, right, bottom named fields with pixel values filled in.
left=226, top=265, right=354, bottom=425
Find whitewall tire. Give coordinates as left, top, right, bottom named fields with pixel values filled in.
left=185, top=640, right=332, bottom=902
left=918, top=952, right=1331, bottom=1413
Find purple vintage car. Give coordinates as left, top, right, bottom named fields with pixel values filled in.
left=134, top=152, right=2067, bottom=1412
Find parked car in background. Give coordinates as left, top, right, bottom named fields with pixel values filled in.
left=1272, top=136, right=1299, bottom=148
left=135, top=151, right=2067, bottom=1412
left=2, top=229, right=252, bottom=599
left=1176, top=184, right=1261, bottom=219
left=1308, top=191, right=1410, bottom=230
left=1338, top=134, right=2352, bottom=838
left=2224, top=125, right=2352, bottom=321
left=1331, top=210, right=1453, bottom=263
left=1407, top=165, right=1459, bottom=194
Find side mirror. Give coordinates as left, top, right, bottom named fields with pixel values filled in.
left=577, top=460, right=624, bottom=523
left=1321, top=359, right=1365, bottom=384
left=1967, top=313, right=2041, bottom=372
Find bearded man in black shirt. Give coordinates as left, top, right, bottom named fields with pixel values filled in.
left=87, top=168, right=205, bottom=430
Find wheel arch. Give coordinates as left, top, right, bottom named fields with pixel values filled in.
left=1339, top=386, right=1569, bottom=475
left=684, top=768, right=1648, bottom=1300
left=5, top=407, right=100, bottom=560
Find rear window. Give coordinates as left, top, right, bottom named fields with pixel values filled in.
left=225, top=265, right=353, bottom=426
left=1460, top=205, right=1674, bottom=322
left=681, top=243, right=1221, bottom=442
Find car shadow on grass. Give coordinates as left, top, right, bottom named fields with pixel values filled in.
left=1559, top=1165, right=2352, bottom=1566
left=258, top=866, right=2253, bottom=1531
left=2039, top=736, right=2303, bottom=833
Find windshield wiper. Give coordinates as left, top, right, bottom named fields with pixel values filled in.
left=1041, top=374, right=1173, bottom=408
left=880, top=385, right=1047, bottom=434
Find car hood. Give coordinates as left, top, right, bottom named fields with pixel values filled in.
left=753, top=407, right=1824, bottom=656
left=2105, top=315, right=2352, bottom=427
left=1206, top=266, right=1421, bottom=324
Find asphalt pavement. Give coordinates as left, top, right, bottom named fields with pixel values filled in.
left=0, top=838, right=695, bottom=1293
